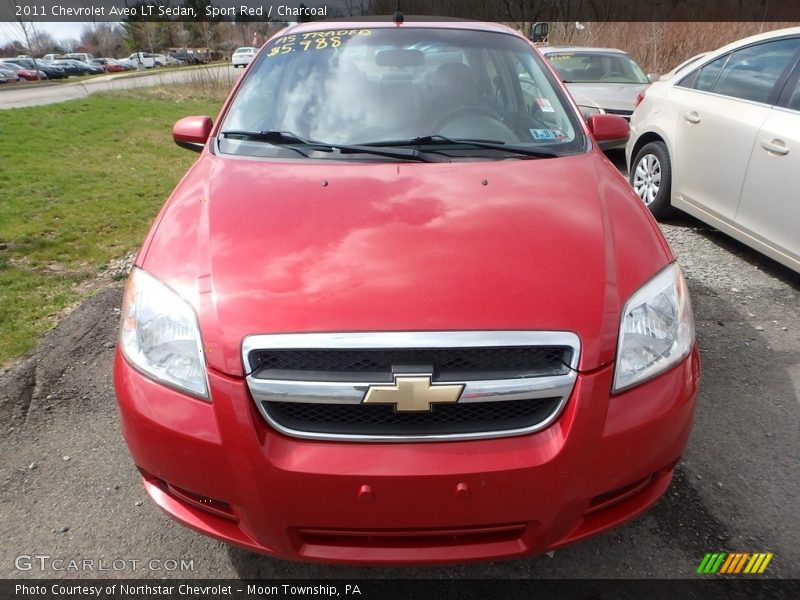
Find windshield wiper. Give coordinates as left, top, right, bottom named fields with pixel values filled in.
left=222, top=130, right=313, bottom=145
left=221, top=130, right=312, bottom=157
left=219, top=130, right=447, bottom=162
left=358, top=135, right=560, bottom=159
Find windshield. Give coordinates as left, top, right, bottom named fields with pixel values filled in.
left=219, top=27, right=586, bottom=160
left=7, top=59, right=33, bottom=68
left=546, top=51, right=649, bottom=84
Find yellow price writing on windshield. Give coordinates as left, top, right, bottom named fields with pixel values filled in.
left=266, top=29, right=371, bottom=58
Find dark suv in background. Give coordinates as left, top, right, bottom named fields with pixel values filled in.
left=169, top=50, right=211, bottom=65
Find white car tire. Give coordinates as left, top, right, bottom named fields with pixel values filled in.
left=631, top=141, right=673, bottom=218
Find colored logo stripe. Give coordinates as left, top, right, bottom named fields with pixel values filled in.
left=719, top=553, right=748, bottom=573
left=744, top=553, right=773, bottom=574
left=697, top=553, right=726, bottom=573
left=698, top=552, right=773, bottom=574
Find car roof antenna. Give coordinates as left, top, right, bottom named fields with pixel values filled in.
left=393, top=0, right=404, bottom=25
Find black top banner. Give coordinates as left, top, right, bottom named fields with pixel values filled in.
left=2, top=0, right=800, bottom=23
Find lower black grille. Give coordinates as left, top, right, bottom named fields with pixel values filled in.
left=263, top=397, right=561, bottom=437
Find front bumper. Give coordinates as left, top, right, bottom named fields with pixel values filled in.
left=114, top=346, right=700, bottom=565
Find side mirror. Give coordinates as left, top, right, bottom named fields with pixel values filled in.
left=172, top=116, right=212, bottom=152
left=530, top=22, right=549, bottom=44
left=586, top=114, right=629, bottom=151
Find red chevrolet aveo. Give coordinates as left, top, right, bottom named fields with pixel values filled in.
left=114, top=20, right=700, bottom=565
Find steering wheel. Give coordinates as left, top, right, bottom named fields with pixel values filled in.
left=430, top=106, right=504, bottom=133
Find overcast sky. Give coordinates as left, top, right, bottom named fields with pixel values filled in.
left=1, top=21, right=94, bottom=46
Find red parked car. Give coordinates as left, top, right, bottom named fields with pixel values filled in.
left=0, top=61, right=46, bottom=81
left=91, top=58, right=127, bottom=73
left=114, top=20, right=700, bottom=565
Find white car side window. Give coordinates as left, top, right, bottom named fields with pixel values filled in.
left=712, top=38, right=800, bottom=103
left=787, top=78, right=800, bottom=111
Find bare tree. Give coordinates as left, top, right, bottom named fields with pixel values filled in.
left=176, top=23, right=191, bottom=53
left=77, top=22, right=124, bottom=58
left=8, top=0, right=40, bottom=79
left=0, top=41, right=24, bottom=58
left=215, top=21, right=239, bottom=58
left=344, top=0, right=368, bottom=16
left=192, top=20, right=216, bottom=57
left=27, top=30, right=57, bottom=55
left=139, top=22, right=161, bottom=58
left=61, top=38, right=80, bottom=53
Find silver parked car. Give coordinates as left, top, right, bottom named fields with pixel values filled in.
left=540, top=46, right=651, bottom=124
left=627, top=27, right=800, bottom=273
left=0, top=64, right=19, bottom=83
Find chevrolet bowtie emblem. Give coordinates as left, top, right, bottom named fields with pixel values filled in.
left=363, top=376, right=464, bottom=412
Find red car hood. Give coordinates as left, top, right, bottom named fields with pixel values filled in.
left=141, top=151, right=671, bottom=377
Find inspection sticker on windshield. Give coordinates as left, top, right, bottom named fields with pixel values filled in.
left=535, top=97, right=555, bottom=112
left=530, top=129, right=557, bottom=140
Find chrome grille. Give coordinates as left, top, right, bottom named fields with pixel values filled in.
left=247, top=346, right=571, bottom=382
left=242, top=331, right=580, bottom=442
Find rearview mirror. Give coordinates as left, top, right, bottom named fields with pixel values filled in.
left=586, top=114, right=629, bottom=151
left=375, top=49, right=424, bottom=67
left=172, top=116, right=212, bottom=152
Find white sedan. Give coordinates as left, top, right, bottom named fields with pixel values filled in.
left=120, top=52, right=156, bottom=68
left=627, top=26, right=800, bottom=273
left=232, top=47, right=257, bottom=68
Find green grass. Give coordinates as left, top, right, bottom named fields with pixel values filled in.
left=0, top=86, right=226, bottom=366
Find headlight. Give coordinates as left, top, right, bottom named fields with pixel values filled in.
left=613, top=263, right=694, bottom=392
left=120, top=268, right=209, bottom=400
left=579, top=105, right=604, bottom=120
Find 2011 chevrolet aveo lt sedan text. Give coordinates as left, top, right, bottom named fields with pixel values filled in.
left=114, top=20, right=700, bottom=565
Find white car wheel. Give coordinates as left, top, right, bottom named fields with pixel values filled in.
left=630, top=141, right=673, bottom=218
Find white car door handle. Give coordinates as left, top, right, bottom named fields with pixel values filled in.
left=761, top=139, right=790, bottom=155
left=683, top=112, right=701, bottom=124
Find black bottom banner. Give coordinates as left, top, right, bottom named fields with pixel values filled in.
left=3, top=579, right=799, bottom=600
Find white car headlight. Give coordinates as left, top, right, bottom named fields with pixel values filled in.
left=120, top=268, right=209, bottom=400
left=579, top=105, right=604, bottom=119
left=613, top=263, right=694, bottom=392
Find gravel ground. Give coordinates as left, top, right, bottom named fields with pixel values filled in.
left=0, top=183, right=798, bottom=584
